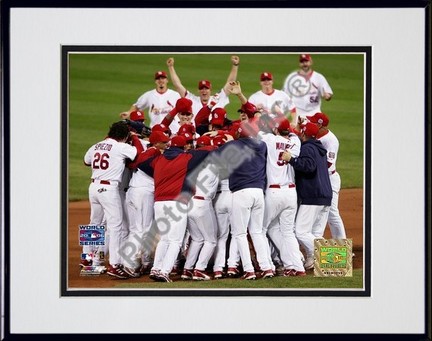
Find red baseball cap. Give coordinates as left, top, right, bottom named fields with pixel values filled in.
left=149, top=131, right=170, bottom=144
left=129, top=110, right=145, bottom=122
left=170, top=135, right=187, bottom=147
left=306, top=112, right=329, bottom=126
left=154, top=71, right=167, bottom=79
left=152, top=123, right=171, bottom=135
left=198, top=80, right=212, bottom=89
left=177, top=123, right=196, bottom=135
left=212, top=135, right=226, bottom=146
left=276, top=118, right=292, bottom=134
left=301, top=122, right=319, bottom=137
left=299, top=54, right=312, bottom=62
left=196, top=135, right=212, bottom=146
left=210, top=108, right=227, bottom=127
left=179, top=132, right=194, bottom=143
left=260, top=72, right=273, bottom=81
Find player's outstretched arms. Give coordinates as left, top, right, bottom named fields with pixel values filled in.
left=166, top=57, right=187, bottom=97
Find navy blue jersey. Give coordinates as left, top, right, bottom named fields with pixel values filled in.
left=289, top=139, right=332, bottom=206
left=213, top=137, right=267, bottom=193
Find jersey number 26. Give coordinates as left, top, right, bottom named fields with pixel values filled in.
left=93, top=152, right=110, bottom=170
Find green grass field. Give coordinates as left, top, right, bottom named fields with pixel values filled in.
left=113, top=268, right=363, bottom=290
left=67, top=52, right=364, bottom=201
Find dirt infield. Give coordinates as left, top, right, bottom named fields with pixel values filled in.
left=67, top=188, right=363, bottom=288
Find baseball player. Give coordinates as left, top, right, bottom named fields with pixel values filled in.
left=259, top=116, right=306, bottom=276
left=305, top=112, right=348, bottom=240
left=83, top=121, right=144, bottom=279
left=120, top=70, right=181, bottom=132
left=281, top=122, right=333, bottom=270
left=118, top=110, right=149, bottom=249
left=137, top=118, right=214, bottom=282
left=191, top=128, right=246, bottom=278
left=214, top=118, right=274, bottom=280
left=157, top=98, right=199, bottom=275
left=248, top=72, right=297, bottom=123
left=121, top=131, right=170, bottom=277
left=181, top=136, right=219, bottom=280
left=166, top=55, right=240, bottom=115
left=282, top=54, right=333, bottom=118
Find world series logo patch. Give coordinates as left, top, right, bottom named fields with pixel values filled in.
left=79, top=225, right=106, bottom=246
left=313, top=239, right=353, bottom=277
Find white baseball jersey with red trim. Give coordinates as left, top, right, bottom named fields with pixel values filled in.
left=282, top=70, right=332, bottom=116
left=186, top=89, right=229, bottom=115
left=128, top=140, right=154, bottom=190
left=84, top=138, right=138, bottom=183
left=248, top=89, right=296, bottom=117
left=318, top=129, right=339, bottom=174
left=261, top=132, right=301, bottom=186
left=317, top=129, right=346, bottom=239
left=134, top=89, right=181, bottom=128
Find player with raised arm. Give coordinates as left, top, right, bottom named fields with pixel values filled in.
left=166, top=55, right=240, bottom=115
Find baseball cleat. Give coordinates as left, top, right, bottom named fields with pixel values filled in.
left=192, top=269, right=211, bottom=281
left=304, top=257, right=314, bottom=270
left=107, top=264, right=130, bottom=279
left=227, top=267, right=241, bottom=278
left=149, top=269, right=161, bottom=281
left=156, top=272, right=173, bottom=283
left=261, top=269, right=274, bottom=279
left=181, top=269, right=193, bottom=280
left=241, top=271, right=257, bottom=280
left=213, top=271, right=224, bottom=279
left=283, top=269, right=307, bottom=277
left=123, top=265, right=142, bottom=278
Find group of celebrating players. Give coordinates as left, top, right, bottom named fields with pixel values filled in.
left=82, top=54, right=349, bottom=282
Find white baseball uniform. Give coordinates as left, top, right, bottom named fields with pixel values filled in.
left=84, top=137, right=138, bottom=266
left=316, top=129, right=347, bottom=239
left=248, top=89, right=296, bottom=118
left=186, top=89, right=230, bottom=115
left=217, top=138, right=271, bottom=274
left=261, top=132, right=305, bottom=272
left=134, top=88, right=181, bottom=130
left=212, top=178, right=240, bottom=272
left=282, top=70, right=333, bottom=117
left=184, top=161, right=219, bottom=272
left=123, top=140, right=158, bottom=270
